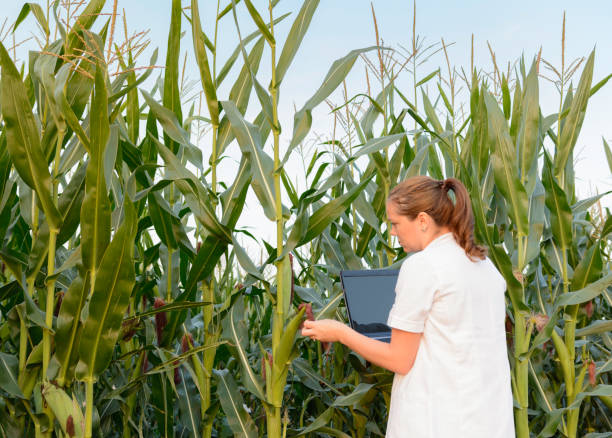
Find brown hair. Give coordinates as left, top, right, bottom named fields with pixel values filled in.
left=387, top=176, right=487, bottom=261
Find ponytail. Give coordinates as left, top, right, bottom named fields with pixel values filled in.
left=388, top=176, right=487, bottom=261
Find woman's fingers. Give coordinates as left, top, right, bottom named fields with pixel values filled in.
left=301, top=319, right=345, bottom=343
left=301, top=320, right=316, bottom=338
left=303, top=319, right=315, bottom=329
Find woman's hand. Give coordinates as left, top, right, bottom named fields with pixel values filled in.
left=301, top=319, right=347, bottom=343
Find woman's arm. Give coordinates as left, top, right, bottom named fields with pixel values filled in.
left=301, top=320, right=421, bottom=375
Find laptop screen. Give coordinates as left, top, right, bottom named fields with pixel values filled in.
left=341, top=270, right=399, bottom=339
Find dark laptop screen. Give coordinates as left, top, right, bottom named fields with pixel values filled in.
left=341, top=270, right=399, bottom=336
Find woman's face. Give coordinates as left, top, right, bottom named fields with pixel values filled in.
left=386, top=201, right=422, bottom=253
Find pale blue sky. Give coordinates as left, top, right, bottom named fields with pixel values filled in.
left=4, top=0, right=611, bottom=221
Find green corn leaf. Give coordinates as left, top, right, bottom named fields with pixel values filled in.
left=466, top=164, right=526, bottom=311
left=125, top=53, right=139, bottom=143
left=163, top=0, right=183, bottom=153
left=421, top=91, right=444, bottom=134
left=281, top=167, right=300, bottom=207
left=501, top=74, right=511, bottom=119
left=191, top=0, right=219, bottom=125
left=368, top=151, right=388, bottom=184
left=484, top=92, right=529, bottom=235
left=300, top=172, right=374, bottom=245
left=143, top=343, right=225, bottom=377
left=296, top=408, right=333, bottom=436
left=567, top=384, right=612, bottom=410
left=351, top=186, right=380, bottom=230
left=555, top=50, right=594, bottom=176
left=332, top=383, right=374, bottom=407
left=221, top=157, right=251, bottom=229
left=123, top=301, right=212, bottom=322
left=315, top=291, right=343, bottom=320
left=356, top=186, right=386, bottom=257
left=571, top=243, right=603, bottom=291
left=232, top=37, right=266, bottom=114
left=337, top=229, right=363, bottom=270
left=603, top=138, right=612, bottom=174
left=54, top=65, right=91, bottom=153
left=0, top=41, right=62, bottom=231
left=285, top=47, right=378, bottom=160
left=154, top=139, right=230, bottom=242
left=469, top=84, right=490, bottom=178
left=221, top=296, right=266, bottom=401
left=276, top=0, right=320, bottom=85
left=518, top=61, right=540, bottom=184
left=542, top=153, right=572, bottom=251
left=229, top=1, right=276, bottom=128
left=522, top=179, right=545, bottom=266
left=415, top=69, right=439, bottom=87
left=232, top=235, right=266, bottom=282
left=150, top=373, right=174, bottom=437
left=26, top=211, right=50, bottom=280
left=437, top=83, right=454, bottom=117
left=0, top=249, right=25, bottom=288
left=571, top=191, right=611, bottom=214
left=0, top=135, right=12, bottom=206
left=34, top=43, right=65, bottom=145
left=216, top=14, right=289, bottom=86
left=509, top=77, right=523, bottom=138
left=176, top=367, right=201, bottom=438
left=109, top=49, right=158, bottom=104
left=23, top=290, right=51, bottom=330
left=183, top=236, right=228, bottom=300
left=309, top=160, right=349, bottom=199
left=242, top=0, right=275, bottom=45
left=216, top=37, right=266, bottom=159
left=273, top=307, right=306, bottom=376
left=141, top=90, right=192, bottom=148
left=0, top=352, right=24, bottom=399
left=321, top=231, right=347, bottom=271
left=293, top=357, right=341, bottom=394
left=352, top=133, right=406, bottom=159
left=55, top=273, right=90, bottom=387
left=602, top=214, right=612, bottom=239
left=222, top=100, right=277, bottom=220
left=14, top=3, right=49, bottom=36
left=65, top=0, right=105, bottom=55
left=526, top=313, right=559, bottom=358
left=76, top=199, right=137, bottom=380
left=270, top=307, right=306, bottom=407
left=42, top=383, right=85, bottom=437
left=555, top=272, right=612, bottom=308
left=575, top=320, right=612, bottom=337
left=162, top=237, right=227, bottom=347
left=283, top=206, right=310, bottom=257
left=81, top=62, right=111, bottom=275
left=317, top=427, right=352, bottom=438
left=405, top=144, right=429, bottom=178
left=589, top=72, right=612, bottom=97
left=148, top=193, right=179, bottom=250
left=213, top=369, right=258, bottom=438
left=56, top=162, right=87, bottom=245
left=536, top=408, right=564, bottom=438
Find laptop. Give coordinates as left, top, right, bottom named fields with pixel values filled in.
left=340, top=269, right=399, bottom=343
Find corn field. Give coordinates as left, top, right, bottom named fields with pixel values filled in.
left=0, top=1, right=610, bottom=437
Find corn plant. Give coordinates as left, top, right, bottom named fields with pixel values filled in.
left=0, top=1, right=610, bottom=437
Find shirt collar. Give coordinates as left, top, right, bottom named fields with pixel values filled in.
left=423, top=232, right=454, bottom=251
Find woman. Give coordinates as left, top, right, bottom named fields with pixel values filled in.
left=302, top=176, right=515, bottom=437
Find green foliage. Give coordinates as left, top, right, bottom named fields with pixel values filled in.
left=0, top=1, right=609, bottom=438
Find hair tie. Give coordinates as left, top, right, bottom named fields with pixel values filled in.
left=441, top=179, right=451, bottom=193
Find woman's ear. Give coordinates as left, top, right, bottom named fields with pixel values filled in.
left=416, top=212, right=430, bottom=231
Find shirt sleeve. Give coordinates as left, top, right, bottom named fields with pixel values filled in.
left=387, top=254, right=437, bottom=333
